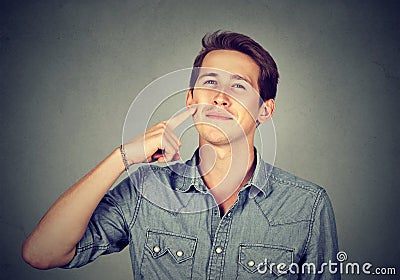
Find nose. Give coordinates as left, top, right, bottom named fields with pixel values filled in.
left=212, top=91, right=231, bottom=107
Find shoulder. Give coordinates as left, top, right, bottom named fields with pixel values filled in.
left=269, top=165, right=325, bottom=196
left=111, top=161, right=192, bottom=197
left=256, top=164, right=331, bottom=225
left=135, top=162, right=190, bottom=189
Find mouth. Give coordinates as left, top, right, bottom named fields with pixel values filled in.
left=204, top=109, right=234, bottom=121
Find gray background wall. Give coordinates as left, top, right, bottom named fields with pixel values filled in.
left=1, top=1, right=399, bottom=279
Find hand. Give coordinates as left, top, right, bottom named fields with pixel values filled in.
left=123, top=106, right=197, bottom=165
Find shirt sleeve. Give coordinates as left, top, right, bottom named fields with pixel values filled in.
left=299, top=190, right=341, bottom=280
left=60, top=174, right=140, bottom=269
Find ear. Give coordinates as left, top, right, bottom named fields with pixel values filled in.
left=186, top=89, right=194, bottom=107
left=257, top=99, right=275, bottom=124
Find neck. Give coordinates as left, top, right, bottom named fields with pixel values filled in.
left=198, top=137, right=256, bottom=205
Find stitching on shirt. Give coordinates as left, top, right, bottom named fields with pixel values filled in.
left=239, top=243, right=294, bottom=251
left=254, top=198, right=312, bottom=226
left=139, top=229, right=197, bottom=277
left=140, top=167, right=180, bottom=215
left=269, top=173, right=320, bottom=194
left=236, top=244, right=294, bottom=276
left=107, top=189, right=130, bottom=237
left=271, top=219, right=311, bottom=226
left=254, top=192, right=314, bottom=225
left=145, top=165, right=177, bottom=178
left=253, top=199, right=272, bottom=226
left=129, top=168, right=144, bottom=230
left=147, top=228, right=198, bottom=243
left=76, top=244, right=110, bottom=252
left=143, top=164, right=200, bottom=192
left=137, top=165, right=202, bottom=215
left=207, top=204, right=235, bottom=278
left=301, top=189, right=325, bottom=257
left=238, top=243, right=295, bottom=265
left=140, top=195, right=181, bottom=216
left=145, top=229, right=198, bottom=263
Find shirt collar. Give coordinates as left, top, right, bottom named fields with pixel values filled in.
left=169, top=149, right=204, bottom=193
left=246, top=149, right=273, bottom=198
left=172, top=148, right=273, bottom=198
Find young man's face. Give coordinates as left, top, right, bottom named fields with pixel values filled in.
left=186, top=49, right=273, bottom=146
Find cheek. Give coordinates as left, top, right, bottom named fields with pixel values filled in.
left=247, top=93, right=263, bottom=115
left=234, top=99, right=260, bottom=119
left=192, top=90, right=213, bottom=103
left=192, top=104, right=209, bottom=123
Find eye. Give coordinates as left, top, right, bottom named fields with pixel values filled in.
left=233, top=83, right=246, bottom=90
left=204, top=80, right=217, bottom=85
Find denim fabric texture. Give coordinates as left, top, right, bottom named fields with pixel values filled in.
left=62, top=150, right=340, bottom=279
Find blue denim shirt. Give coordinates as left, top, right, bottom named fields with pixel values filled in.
left=62, top=150, right=340, bottom=279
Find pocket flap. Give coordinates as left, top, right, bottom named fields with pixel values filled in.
left=238, top=244, right=294, bottom=275
left=145, top=229, right=197, bottom=263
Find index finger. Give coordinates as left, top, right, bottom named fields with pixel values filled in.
left=166, top=106, right=197, bottom=130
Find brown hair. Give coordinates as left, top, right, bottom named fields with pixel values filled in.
left=190, top=31, right=279, bottom=101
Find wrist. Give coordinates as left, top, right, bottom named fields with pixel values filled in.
left=113, top=146, right=128, bottom=174
left=119, top=145, right=131, bottom=171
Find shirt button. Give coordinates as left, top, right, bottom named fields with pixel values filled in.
left=227, top=212, right=232, bottom=217
left=247, top=260, right=255, bottom=267
left=176, top=250, right=183, bottom=257
left=215, top=247, right=223, bottom=254
left=153, top=246, right=161, bottom=253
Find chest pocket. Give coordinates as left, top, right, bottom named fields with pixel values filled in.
left=237, top=244, right=294, bottom=279
left=140, top=229, right=197, bottom=279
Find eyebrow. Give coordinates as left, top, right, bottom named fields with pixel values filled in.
left=198, top=72, right=219, bottom=80
left=231, top=74, right=252, bottom=86
left=198, top=72, right=253, bottom=86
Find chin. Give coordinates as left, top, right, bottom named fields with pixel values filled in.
left=196, top=125, right=229, bottom=145
left=197, top=125, right=251, bottom=146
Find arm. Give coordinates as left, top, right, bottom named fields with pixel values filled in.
left=22, top=107, right=196, bottom=269
left=299, top=190, right=341, bottom=280
left=22, top=148, right=126, bottom=269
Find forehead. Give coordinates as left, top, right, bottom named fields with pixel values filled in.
left=201, top=50, right=260, bottom=90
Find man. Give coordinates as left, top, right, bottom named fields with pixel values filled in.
left=22, top=31, right=340, bottom=279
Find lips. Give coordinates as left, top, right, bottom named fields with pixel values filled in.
left=205, top=109, right=234, bottom=120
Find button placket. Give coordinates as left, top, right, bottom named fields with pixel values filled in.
left=208, top=206, right=235, bottom=280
